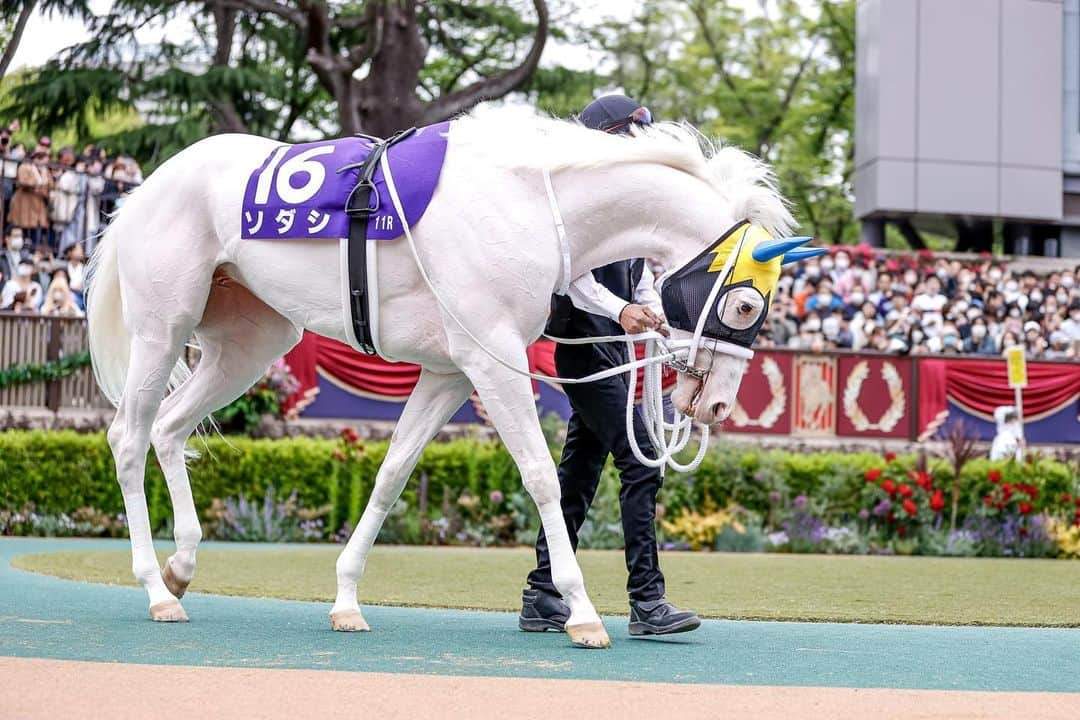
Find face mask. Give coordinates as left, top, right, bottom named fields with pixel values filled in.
left=1058, top=293, right=1069, bottom=304
left=9, top=237, right=23, bottom=252
left=1031, top=292, right=1043, bottom=304
left=657, top=221, right=785, bottom=352
left=989, top=270, right=1003, bottom=283
left=805, top=267, right=820, bottom=279
left=821, top=259, right=834, bottom=271
left=1063, top=276, right=1076, bottom=288
left=835, top=257, right=850, bottom=269
left=817, top=293, right=831, bottom=304
left=905, top=273, right=917, bottom=285
left=911, top=331, right=924, bottom=343
left=1009, top=309, right=1021, bottom=318
left=1071, top=311, right=1080, bottom=322
left=850, top=293, right=865, bottom=305
left=972, top=325, right=986, bottom=339
left=804, top=319, right=822, bottom=333
left=944, top=334, right=957, bottom=346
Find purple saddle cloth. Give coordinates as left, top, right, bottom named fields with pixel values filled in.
left=241, top=121, right=450, bottom=241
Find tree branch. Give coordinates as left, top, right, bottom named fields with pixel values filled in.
left=757, top=37, right=818, bottom=155
left=0, top=0, right=38, bottom=83
left=420, top=0, right=548, bottom=124
left=220, top=0, right=304, bottom=27
left=689, top=0, right=755, bottom=119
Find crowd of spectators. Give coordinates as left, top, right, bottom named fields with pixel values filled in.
left=758, top=246, right=1080, bottom=360
left=0, top=119, right=142, bottom=316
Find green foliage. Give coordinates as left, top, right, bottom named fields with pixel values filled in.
left=0, top=351, right=90, bottom=389
left=598, top=0, right=857, bottom=244
left=3, top=431, right=1073, bottom=548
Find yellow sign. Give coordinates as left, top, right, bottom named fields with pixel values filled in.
left=1006, top=346, right=1027, bottom=389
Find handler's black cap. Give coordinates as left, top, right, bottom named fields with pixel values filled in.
left=580, top=94, right=652, bottom=134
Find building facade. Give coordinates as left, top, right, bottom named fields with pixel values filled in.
left=855, top=0, right=1080, bottom=257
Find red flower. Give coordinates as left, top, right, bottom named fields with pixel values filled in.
left=988, top=470, right=1001, bottom=484
left=897, top=525, right=907, bottom=537
left=1061, top=494, right=1073, bottom=504
left=341, top=427, right=359, bottom=443
left=930, top=490, right=945, bottom=513
left=908, top=470, right=917, bottom=480
left=881, top=479, right=897, bottom=495
left=1019, top=502, right=1032, bottom=515
left=884, top=452, right=897, bottom=463
left=898, top=484, right=914, bottom=498
left=902, top=499, right=918, bottom=516
left=1025, top=455, right=1034, bottom=465
left=983, top=496, right=994, bottom=505
left=1076, top=498, right=1080, bottom=508
left=916, top=471, right=932, bottom=489
left=1002, top=484, right=1013, bottom=500
left=887, top=512, right=896, bottom=523
left=865, top=468, right=882, bottom=482
left=1019, top=527, right=1029, bottom=537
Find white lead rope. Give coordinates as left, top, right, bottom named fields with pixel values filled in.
left=380, top=152, right=709, bottom=472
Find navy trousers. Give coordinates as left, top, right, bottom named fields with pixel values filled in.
left=526, top=342, right=665, bottom=602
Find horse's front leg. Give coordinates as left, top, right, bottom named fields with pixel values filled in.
left=452, top=334, right=609, bottom=649
left=331, top=369, right=474, bottom=631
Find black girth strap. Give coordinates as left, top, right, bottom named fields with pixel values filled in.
left=341, top=127, right=416, bottom=355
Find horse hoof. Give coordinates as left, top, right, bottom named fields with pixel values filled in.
left=566, top=622, right=610, bottom=649
left=330, top=609, right=370, bottom=632
left=149, top=599, right=189, bottom=623
left=161, top=561, right=189, bottom=599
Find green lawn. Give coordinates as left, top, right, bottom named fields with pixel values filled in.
left=13, top=545, right=1080, bottom=627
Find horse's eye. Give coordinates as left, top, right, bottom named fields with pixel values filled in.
left=740, top=303, right=753, bottom=314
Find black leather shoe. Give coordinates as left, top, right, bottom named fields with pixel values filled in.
left=628, top=598, right=701, bottom=636
left=519, top=588, right=570, bottom=632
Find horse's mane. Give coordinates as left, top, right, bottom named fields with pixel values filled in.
left=450, top=104, right=796, bottom=237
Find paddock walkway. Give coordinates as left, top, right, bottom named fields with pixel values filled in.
left=1, top=538, right=1078, bottom=719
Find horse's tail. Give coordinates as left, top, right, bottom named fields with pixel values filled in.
left=86, top=211, right=193, bottom=408
left=86, top=224, right=129, bottom=406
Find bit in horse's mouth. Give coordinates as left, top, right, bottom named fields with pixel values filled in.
left=687, top=382, right=705, bottom=417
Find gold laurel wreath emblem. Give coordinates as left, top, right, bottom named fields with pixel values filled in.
left=843, top=360, right=906, bottom=432
left=730, top=357, right=786, bottom=429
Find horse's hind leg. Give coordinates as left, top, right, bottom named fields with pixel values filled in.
left=331, top=369, right=473, bottom=631
left=108, top=305, right=206, bottom=621
left=150, top=276, right=301, bottom=598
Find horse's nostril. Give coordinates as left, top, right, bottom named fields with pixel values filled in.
left=711, top=401, right=728, bottom=419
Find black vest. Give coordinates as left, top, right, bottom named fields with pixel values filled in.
left=546, top=259, right=645, bottom=339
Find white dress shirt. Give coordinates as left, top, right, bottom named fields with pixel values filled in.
left=567, top=263, right=664, bottom=323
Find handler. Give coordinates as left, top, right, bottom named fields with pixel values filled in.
left=520, top=95, right=701, bottom=636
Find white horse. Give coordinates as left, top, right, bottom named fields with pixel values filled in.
left=86, top=105, right=803, bottom=649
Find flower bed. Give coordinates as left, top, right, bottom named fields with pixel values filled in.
left=0, top=429, right=1076, bottom=557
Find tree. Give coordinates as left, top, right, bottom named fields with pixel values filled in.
left=3, top=0, right=557, bottom=166
left=219, top=0, right=550, bottom=136
left=599, top=0, right=857, bottom=244
left=0, top=1, right=93, bottom=83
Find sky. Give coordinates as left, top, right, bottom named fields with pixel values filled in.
left=9, top=1, right=641, bottom=74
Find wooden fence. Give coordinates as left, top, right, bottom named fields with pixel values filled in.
left=0, top=312, right=111, bottom=410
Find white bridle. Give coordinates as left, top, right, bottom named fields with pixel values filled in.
left=380, top=154, right=753, bottom=473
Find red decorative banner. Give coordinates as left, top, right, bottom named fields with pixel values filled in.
left=723, top=353, right=792, bottom=435
left=835, top=355, right=913, bottom=439
left=792, top=355, right=837, bottom=436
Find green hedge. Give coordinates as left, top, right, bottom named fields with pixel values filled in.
left=0, top=430, right=1075, bottom=533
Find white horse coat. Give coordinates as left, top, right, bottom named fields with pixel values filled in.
left=86, top=106, right=795, bottom=648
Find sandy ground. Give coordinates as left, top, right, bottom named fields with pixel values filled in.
left=2, top=657, right=1078, bottom=720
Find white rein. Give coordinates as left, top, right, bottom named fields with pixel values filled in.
left=380, top=153, right=745, bottom=473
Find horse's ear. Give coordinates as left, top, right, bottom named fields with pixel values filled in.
left=751, top=236, right=813, bottom=263
left=780, top=246, right=828, bottom=265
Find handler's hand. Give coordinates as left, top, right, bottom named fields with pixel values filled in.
left=619, top=304, right=664, bottom=334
